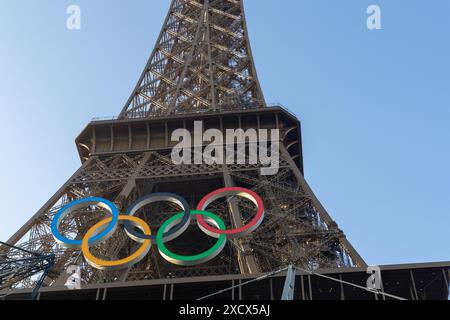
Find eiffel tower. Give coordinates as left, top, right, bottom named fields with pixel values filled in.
left=0, top=0, right=369, bottom=297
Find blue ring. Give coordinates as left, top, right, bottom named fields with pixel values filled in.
left=51, top=197, right=119, bottom=249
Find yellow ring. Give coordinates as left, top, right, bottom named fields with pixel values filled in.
left=81, top=215, right=151, bottom=271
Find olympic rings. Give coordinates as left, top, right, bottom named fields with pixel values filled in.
left=82, top=215, right=152, bottom=271
left=123, top=193, right=191, bottom=242
left=51, top=198, right=119, bottom=249
left=196, top=187, right=265, bottom=239
left=157, top=211, right=226, bottom=266
left=50, top=188, right=264, bottom=270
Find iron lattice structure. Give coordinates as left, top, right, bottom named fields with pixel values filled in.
left=120, top=0, right=265, bottom=118
left=1, top=0, right=366, bottom=292
left=0, top=242, right=54, bottom=299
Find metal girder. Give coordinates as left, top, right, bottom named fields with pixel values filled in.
left=2, top=0, right=367, bottom=292
left=222, top=165, right=259, bottom=274
left=279, top=145, right=367, bottom=268
left=119, top=0, right=265, bottom=118
left=0, top=242, right=55, bottom=300
left=1, top=143, right=364, bottom=289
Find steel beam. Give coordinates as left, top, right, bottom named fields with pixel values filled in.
left=279, top=145, right=367, bottom=267
left=223, top=165, right=259, bottom=274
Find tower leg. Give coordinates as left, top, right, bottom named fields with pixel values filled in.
left=223, top=165, right=259, bottom=274
left=279, top=145, right=367, bottom=267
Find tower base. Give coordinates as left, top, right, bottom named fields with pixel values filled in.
left=2, top=262, right=448, bottom=300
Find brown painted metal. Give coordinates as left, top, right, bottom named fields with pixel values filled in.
left=3, top=262, right=449, bottom=300
left=118, top=0, right=266, bottom=119
left=1, top=0, right=368, bottom=292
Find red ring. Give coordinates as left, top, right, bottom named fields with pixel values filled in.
left=196, top=187, right=264, bottom=238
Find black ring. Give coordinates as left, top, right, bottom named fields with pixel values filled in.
left=123, top=193, right=191, bottom=242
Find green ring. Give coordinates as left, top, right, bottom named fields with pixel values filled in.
left=156, top=210, right=227, bottom=266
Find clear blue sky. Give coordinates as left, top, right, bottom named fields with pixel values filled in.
left=0, top=0, right=449, bottom=266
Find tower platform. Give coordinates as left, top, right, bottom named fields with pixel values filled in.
left=2, top=262, right=448, bottom=300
